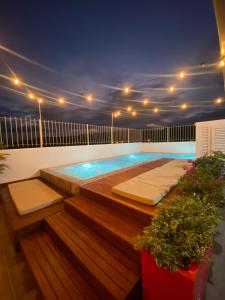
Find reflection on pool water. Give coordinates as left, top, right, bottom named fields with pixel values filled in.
left=57, top=152, right=195, bottom=180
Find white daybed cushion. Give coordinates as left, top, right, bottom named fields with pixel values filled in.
left=112, top=159, right=190, bottom=205
left=8, top=179, right=63, bottom=215
left=112, top=177, right=169, bottom=205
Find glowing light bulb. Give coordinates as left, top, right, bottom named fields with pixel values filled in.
left=28, top=92, right=34, bottom=99
left=181, top=103, right=187, bottom=109
left=219, top=60, right=225, bottom=68
left=142, top=99, right=148, bottom=105
left=221, top=48, right=225, bottom=56
left=38, top=98, right=43, bottom=103
left=124, top=87, right=130, bottom=95
left=179, top=71, right=185, bottom=79
left=215, top=98, right=222, bottom=104
left=127, top=106, right=132, bottom=112
left=153, top=108, right=159, bottom=113
left=13, top=77, right=21, bottom=86
left=114, top=112, right=118, bottom=117
left=86, top=94, right=93, bottom=102
left=59, top=97, right=64, bottom=104
left=132, top=111, right=136, bottom=116
left=169, top=86, right=175, bottom=93
left=117, top=111, right=121, bottom=116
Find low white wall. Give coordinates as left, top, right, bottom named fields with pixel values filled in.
left=0, top=141, right=196, bottom=184
left=0, top=143, right=141, bottom=184
left=141, top=141, right=196, bottom=154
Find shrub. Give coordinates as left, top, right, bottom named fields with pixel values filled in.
left=135, top=196, right=219, bottom=272
left=177, top=152, right=225, bottom=207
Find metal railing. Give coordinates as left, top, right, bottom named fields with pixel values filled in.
left=142, top=125, right=196, bottom=142
left=0, top=116, right=195, bottom=149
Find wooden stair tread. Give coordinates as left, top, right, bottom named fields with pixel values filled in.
left=21, top=231, right=99, bottom=300
left=45, top=212, right=140, bottom=299
left=65, top=195, right=145, bottom=244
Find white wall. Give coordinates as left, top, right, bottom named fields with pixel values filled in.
left=0, top=141, right=196, bottom=184
left=141, top=141, right=196, bottom=154
left=0, top=143, right=141, bottom=184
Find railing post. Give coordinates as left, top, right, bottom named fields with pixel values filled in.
left=86, top=124, right=90, bottom=145
left=39, top=119, right=43, bottom=147
left=111, top=126, right=113, bottom=144
left=128, top=128, right=130, bottom=143
left=167, top=127, right=170, bottom=142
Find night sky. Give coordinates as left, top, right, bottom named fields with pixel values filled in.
left=0, top=0, right=224, bottom=128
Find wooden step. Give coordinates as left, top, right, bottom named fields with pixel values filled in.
left=80, top=185, right=151, bottom=224
left=45, top=211, right=141, bottom=300
left=21, top=231, right=99, bottom=300
left=64, top=196, right=145, bottom=260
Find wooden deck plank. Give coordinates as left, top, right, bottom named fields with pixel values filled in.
left=35, top=233, right=86, bottom=300
left=28, top=236, right=71, bottom=300
left=49, top=214, right=133, bottom=292
left=21, top=239, right=58, bottom=300
left=41, top=232, right=99, bottom=300
left=80, top=158, right=173, bottom=221
left=56, top=211, right=138, bottom=282
left=46, top=215, right=127, bottom=300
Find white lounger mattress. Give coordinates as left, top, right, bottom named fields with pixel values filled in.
left=8, top=179, right=63, bottom=215
left=112, top=159, right=191, bottom=205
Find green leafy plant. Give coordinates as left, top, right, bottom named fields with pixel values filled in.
left=177, top=152, right=225, bottom=207
left=135, top=196, right=219, bottom=272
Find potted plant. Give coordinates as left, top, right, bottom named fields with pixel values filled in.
left=135, top=196, right=219, bottom=300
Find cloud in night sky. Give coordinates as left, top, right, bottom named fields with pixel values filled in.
left=0, top=0, right=224, bottom=128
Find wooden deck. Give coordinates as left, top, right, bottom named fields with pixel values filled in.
left=5, top=158, right=181, bottom=299
left=0, top=179, right=68, bottom=248
left=80, top=158, right=177, bottom=223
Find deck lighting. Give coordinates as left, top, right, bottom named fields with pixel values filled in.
left=13, top=77, right=21, bottom=86
left=153, top=108, right=159, bottom=113
left=179, top=71, right=185, bottom=79
left=169, top=86, right=175, bottom=93
left=28, top=92, right=35, bottom=99
left=59, top=97, right=64, bottom=104
left=127, top=106, right=132, bottom=112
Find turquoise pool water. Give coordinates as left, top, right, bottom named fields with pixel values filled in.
left=57, top=153, right=195, bottom=180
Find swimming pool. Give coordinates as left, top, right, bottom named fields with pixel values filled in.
left=57, top=153, right=195, bottom=180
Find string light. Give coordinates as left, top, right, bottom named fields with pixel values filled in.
left=132, top=111, right=136, bottom=116
left=59, top=97, right=64, bottom=104
left=181, top=103, right=187, bottom=109
left=142, top=98, right=149, bottom=105
left=127, top=106, right=132, bottom=112
left=86, top=94, right=93, bottom=102
left=168, top=86, right=175, bottom=93
left=153, top=108, right=159, bottom=113
left=221, top=48, right=225, bottom=57
left=124, top=87, right=130, bottom=95
left=219, top=59, right=225, bottom=68
left=179, top=71, right=185, bottom=79
left=12, top=77, right=21, bottom=86
left=38, top=98, right=43, bottom=103
left=215, top=97, right=222, bottom=104
left=28, top=92, right=35, bottom=99
left=117, top=111, right=121, bottom=116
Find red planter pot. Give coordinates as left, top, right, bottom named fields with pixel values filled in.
left=141, top=250, right=212, bottom=300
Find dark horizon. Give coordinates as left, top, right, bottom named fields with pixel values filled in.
left=0, top=0, right=224, bottom=128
